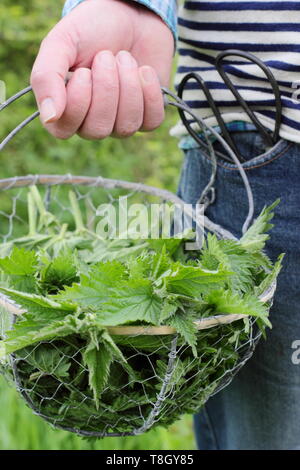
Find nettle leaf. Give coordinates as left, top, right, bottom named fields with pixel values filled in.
left=166, top=313, right=198, bottom=357
left=200, top=234, right=229, bottom=271
left=101, top=278, right=163, bottom=326
left=0, top=286, right=76, bottom=323
left=160, top=299, right=180, bottom=323
left=0, top=314, right=83, bottom=359
left=84, top=239, right=147, bottom=264
left=18, top=344, right=72, bottom=381
left=0, top=247, right=38, bottom=276
left=240, top=200, right=279, bottom=253
left=40, top=249, right=79, bottom=294
left=205, top=289, right=271, bottom=327
left=164, top=264, right=232, bottom=297
left=218, top=240, right=259, bottom=293
left=0, top=247, right=38, bottom=293
left=127, top=247, right=173, bottom=281
left=147, top=238, right=184, bottom=256
left=149, top=246, right=173, bottom=279
left=201, top=235, right=261, bottom=293
left=255, top=253, right=285, bottom=297
left=91, top=260, right=128, bottom=284
left=126, top=253, right=151, bottom=279
left=83, top=338, right=113, bottom=409
left=56, top=260, right=127, bottom=308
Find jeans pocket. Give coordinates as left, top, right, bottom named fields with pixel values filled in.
left=212, top=132, right=293, bottom=171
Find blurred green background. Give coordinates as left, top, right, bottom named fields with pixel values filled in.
left=0, top=0, right=196, bottom=450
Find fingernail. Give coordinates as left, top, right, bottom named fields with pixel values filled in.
left=97, top=51, right=115, bottom=69
left=117, top=51, right=136, bottom=68
left=140, top=66, right=156, bottom=84
left=40, top=98, right=56, bottom=123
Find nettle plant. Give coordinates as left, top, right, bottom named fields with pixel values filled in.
left=0, top=184, right=283, bottom=437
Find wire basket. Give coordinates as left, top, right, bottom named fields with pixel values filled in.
left=0, top=82, right=277, bottom=438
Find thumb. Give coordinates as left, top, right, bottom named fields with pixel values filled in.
left=31, top=28, right=77, bottom=124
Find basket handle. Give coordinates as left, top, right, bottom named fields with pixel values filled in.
left=0, top=83, right=254, bottom=234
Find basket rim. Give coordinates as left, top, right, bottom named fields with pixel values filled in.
left=0, top=174, right=275, bottom=336
left=0, top=173, right=237, bottom=241
left=0, top=280, right=276, bottom=336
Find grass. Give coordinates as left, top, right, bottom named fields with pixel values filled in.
left=0, top=376, right=196, bottom=450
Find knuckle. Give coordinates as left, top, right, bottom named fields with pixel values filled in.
left=30, top=69, right=46, bottom=88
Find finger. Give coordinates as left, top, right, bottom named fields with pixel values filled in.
left=31, top=26, right=77, bottom=125
left=138, top=66, right=165, bottom=131
left=78, top=51, right=119, bottom=140
left=46, top=68, right=92, bottom=140
left=113, top=51, right=144, bottom=138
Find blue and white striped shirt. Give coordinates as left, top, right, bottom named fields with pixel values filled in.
left=64, top=0, right=300, bottom=144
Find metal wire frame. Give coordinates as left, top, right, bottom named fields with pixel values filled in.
left=0, top=83, right=254, bottom=234
left=0, top=70, right=278, bottom=437
left=0, top=175, right=276, bottom=438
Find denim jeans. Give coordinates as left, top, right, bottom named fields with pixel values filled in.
left=177, top=131, right=300, bottom=450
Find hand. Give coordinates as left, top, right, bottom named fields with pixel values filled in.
left=30, top=0, right=174, bottom=140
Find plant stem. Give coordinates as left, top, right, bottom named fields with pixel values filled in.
left=27, top=192, right=37, bottom=237
left=69, top=190, right=85, bottom=232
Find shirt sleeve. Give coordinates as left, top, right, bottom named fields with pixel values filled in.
left=62, top=0, right=178, bottom=43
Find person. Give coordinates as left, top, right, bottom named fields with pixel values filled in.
left=30, top=0, right=300, bottom=450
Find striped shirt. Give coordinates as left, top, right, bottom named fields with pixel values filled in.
left=64, top=0, right=300, bottom=144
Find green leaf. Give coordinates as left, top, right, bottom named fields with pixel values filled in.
left=18, top=344, right=72, bottom=381
left=40, top=249, right=79, bottom=294
left=0, top=286, right=76, bottom=323
left=83, top=338, right=113, bottom=409
left=56, top=260, right=127, bottom=308
left=0, top=246, right=38, bottom=276
left=147, top=238, right=183, bottom=256
left=101, top=278, right=163, bottom=326
left=255, top=253, right=285, bottom=297
left=200, top=233, right=229, bottom=271
left=164, top=264, right=232, bottom=297
left=83, top=239, right=147, bottom=264
left=0, top=314, right=84, bottom=359
left=160, top=299, right=180, bottom=323
left=205, top=289, right=271, bottom=328
left=0, top=247, right=38, bottom=292
left=166, top=313, right=198, bottom=356
left=218, top=239, right=260, bottom=293
left=240, top=200, right=279, bottom=253
left=201, top=234, right=270, bottom=293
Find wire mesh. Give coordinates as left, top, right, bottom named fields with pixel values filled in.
left=0, top=177, right=273, bottom=437
left=0, top=72, right=276, bottom=437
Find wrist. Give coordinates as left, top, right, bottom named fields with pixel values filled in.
left=62, top=0, right=177, bottom=49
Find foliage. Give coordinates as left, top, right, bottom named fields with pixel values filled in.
left=0, top=189, right=283, bottom=436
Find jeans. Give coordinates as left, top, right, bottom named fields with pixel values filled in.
left=177, top=131, right=300, bottom=450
